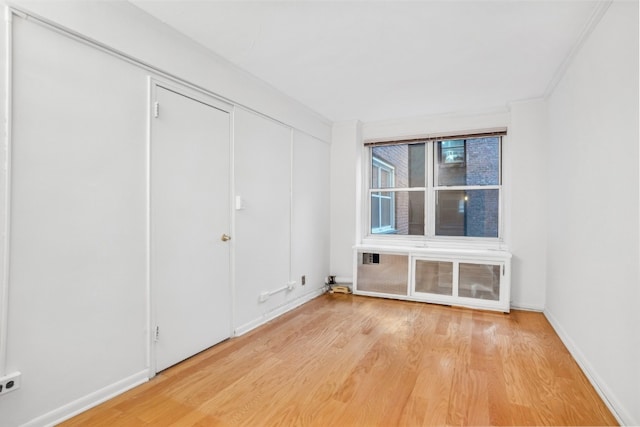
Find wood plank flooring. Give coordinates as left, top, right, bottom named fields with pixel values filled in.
left=61, top=295, right=618, bottom=426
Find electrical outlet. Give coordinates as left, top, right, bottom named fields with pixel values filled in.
left=301, top=275, right=306, bottom=285
left=0, top=372, right=21, bottom=396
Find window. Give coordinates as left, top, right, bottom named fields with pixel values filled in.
left=370, top=158, right=395, bottom=233
left=366, top=133, right=503, bottom=240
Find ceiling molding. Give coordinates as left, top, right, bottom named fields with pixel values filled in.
left=543, top=0, right=613, bottom=99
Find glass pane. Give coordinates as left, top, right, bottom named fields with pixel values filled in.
left=415, top=260, right=453, bottom=295
left=357, top=253, right=408, bottom=295
left=371, top=192, right=392, bottom=233
left=440, top=140, right=465, bottom=164
left=371, top=165, right=379, bottom=188
left=381, top=197, right=391, bottom=227
left=459, top=263, right=501, bottom=300
left=370, top=191, right=424, bottom=235
left=407, top=191, right=425, bottom=235
left=371, top=144, right=425, bottom=188
left=435, top=189, right=499, bottom=238
left=408, top=144, right=426, bottom=187
left=436, top=137, right=500, bottom=186
left=371, top=196, right=380, bottom=229
left=380, top=169, right=391, bottom=187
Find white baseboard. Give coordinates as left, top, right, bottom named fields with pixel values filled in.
left=24, top=369, right=149, bottom=427
left=234, top=288, right=325, bottom=336
left=510, top=302, right=544, bottom=311
left=543, top=309, right=633, bottom=426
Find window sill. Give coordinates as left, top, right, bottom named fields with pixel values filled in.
left=360, top=236, right=509, bottom=253
left=354, top=242, right=512, bottom=260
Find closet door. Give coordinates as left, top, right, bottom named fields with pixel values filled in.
left=151, top=84, right=231, bottom=372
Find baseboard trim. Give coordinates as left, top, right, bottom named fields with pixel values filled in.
left=543, top=309, right=633, bottom=426
left=234, top=288, right=325, bottom=336
left=24, top=369, right=149, bottom=427
left=510, top=302, right=544, bottom=311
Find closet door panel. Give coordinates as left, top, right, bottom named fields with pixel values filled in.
left=234, top=109, right=292, bottom=328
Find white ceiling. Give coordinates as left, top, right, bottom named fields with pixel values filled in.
left=130, top=0, right=600, bottom=122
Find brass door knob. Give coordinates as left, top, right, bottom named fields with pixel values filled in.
left=221, top=234, right=231, bottom=242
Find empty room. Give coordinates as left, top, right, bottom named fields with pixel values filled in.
left=0, top=0, right=637, bottom=426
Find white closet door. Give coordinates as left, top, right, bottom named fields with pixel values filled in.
left=151, top=85, right=231, bottom=372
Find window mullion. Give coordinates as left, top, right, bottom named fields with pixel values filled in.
left=426, top=141, right=434, bottom=238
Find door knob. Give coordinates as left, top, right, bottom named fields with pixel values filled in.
left=221, top=234, right=231, bottom=242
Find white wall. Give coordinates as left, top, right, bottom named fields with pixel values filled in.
left=507, top=99, right=548, bottom=310
left=0, top=3, right=331, bottom=426
left=291, top=129, right=331, bottom=307
left=361, top=109, right=509, bottom=142
left=545, top=1, right=639, bottom=424
left=329, top=121, right=361, bottom=278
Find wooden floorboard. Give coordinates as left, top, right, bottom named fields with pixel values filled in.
left=60, top=294, right=618, bottom=426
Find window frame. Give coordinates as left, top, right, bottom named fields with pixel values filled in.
left=370, top=157, right=396, bottom=233
left=363, top=134, right=504, bottom=247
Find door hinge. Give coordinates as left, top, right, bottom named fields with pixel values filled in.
left=153, top=102, right=159, bottom=118
left=154, top=325, right=160, bottom=342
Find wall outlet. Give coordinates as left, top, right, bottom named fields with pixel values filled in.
left=0, top=372, right=21, bottom=396
left=259, top=291, right=270, bottom=302
left=301, top=275, right=306, bottom=285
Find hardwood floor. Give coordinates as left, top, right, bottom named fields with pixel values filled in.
left=61, top=295, right=618, bottom=426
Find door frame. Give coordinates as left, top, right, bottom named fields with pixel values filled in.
left=146, top=77, right=235, bottom=378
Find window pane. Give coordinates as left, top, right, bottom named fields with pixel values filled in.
left=380, top=197, right=391, bottom=227
left=371, top=144, right=425, bottom=188
left=458, top=263, right=500, bottom=300
left=407, top=191, right=425, bottom=235
left=435, top=189, right=499, bottom=237
left=371, top=192, right=393, bottom=233
left=371, top=191, right=424, bottom=235
left=371, top=165, right=379, bottom=188
left=408, top=144, right=425, bottom=187
left=436, top=137, right=500, bottom=186
left=371, top=196, right=380, bottom=229
left=415, top=260, right=453, bottom=295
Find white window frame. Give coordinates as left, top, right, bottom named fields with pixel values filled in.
left=370, top=157, right=396, bottom=234
left=363, top=136, right=505, bottom=249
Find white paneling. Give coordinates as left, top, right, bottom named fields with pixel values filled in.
left=291, top=131, right=330, bottom=293
left=234, top=108, right=292, bottom=330
left=0, top=17, right=148, bottom=426
left=546, top=1, right=639, bottom=424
